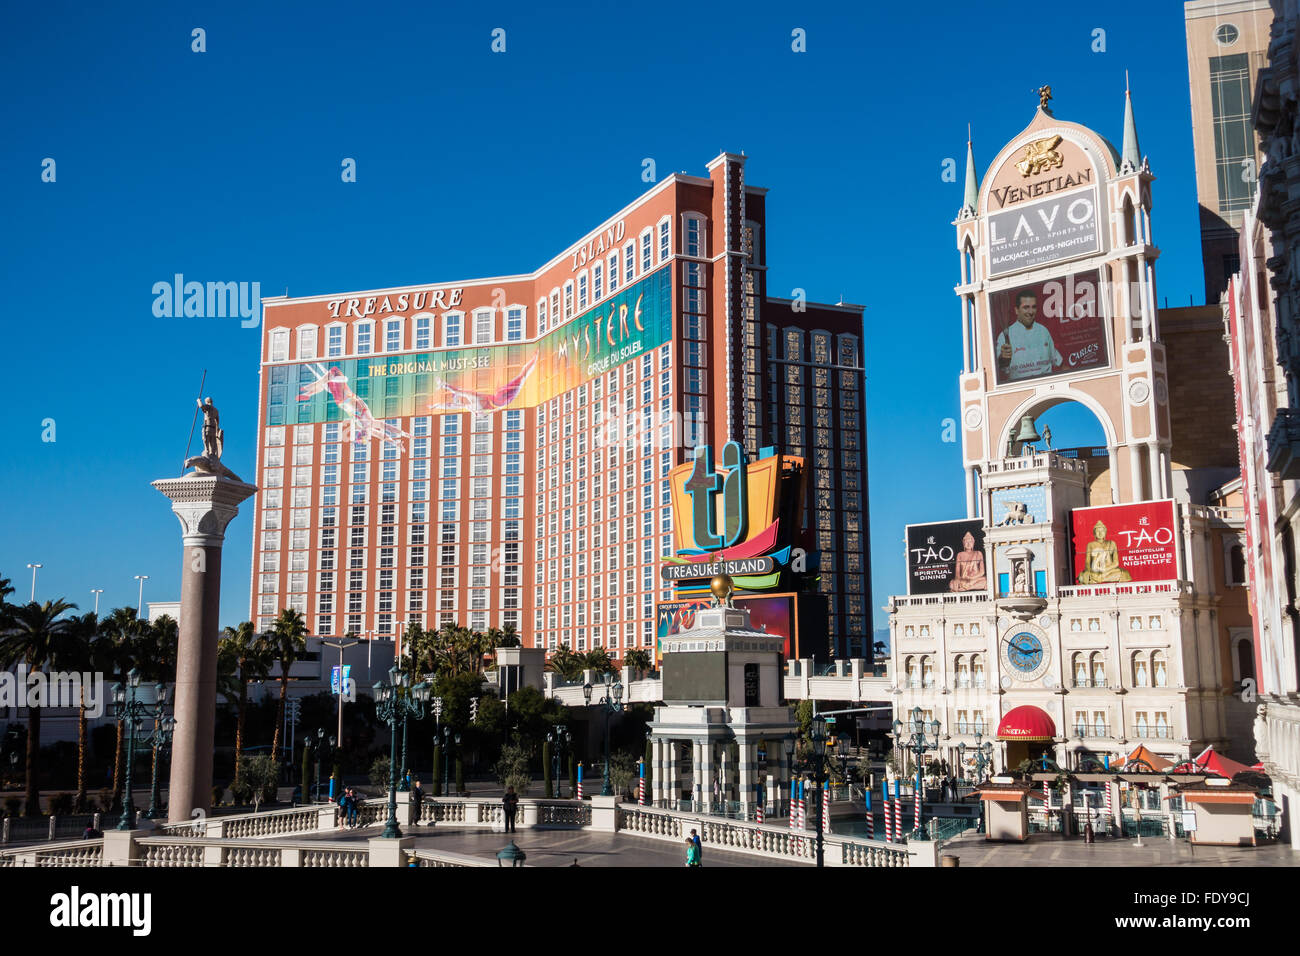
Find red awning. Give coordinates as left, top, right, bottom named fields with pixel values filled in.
left=1123, top=745, right=1173, bottom=772
left=1172, top=746, right=1254, bottom=778
left=996, top=705, right=1056, bottom=742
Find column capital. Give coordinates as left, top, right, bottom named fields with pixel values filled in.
left=153, top=475, right=258, bottom=547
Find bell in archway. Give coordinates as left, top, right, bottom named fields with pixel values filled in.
left=1013, top=414, right=1041, bottom=450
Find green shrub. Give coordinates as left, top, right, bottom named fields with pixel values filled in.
left=369, top=756, right=391, bottom=789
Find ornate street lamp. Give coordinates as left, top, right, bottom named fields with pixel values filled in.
left=374, top=668, right=430, bottom=838
left=144, top=711, right=176, bottom=819
left=807, top=715, right=831, bottom=867
left=111, top=670, right=168, bottom=830
left=893, top=706, right=942, bottom=840
left=584, top=673, right=624, bottom=798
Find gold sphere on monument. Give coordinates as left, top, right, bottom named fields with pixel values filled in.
left=710, top=574, right=734, bottom=603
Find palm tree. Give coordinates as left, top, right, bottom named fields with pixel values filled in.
left=217, top=621, right=272, bottom=797
left=624, top=648, right=652, bottom=678
left=97, top=607, right=146, bottom=810
left=265, top=609, right=308, bottom=763
left=0, top=598, right=78, bottom=814
left=546, top=644, right=584, bottom=682
left=50, top=612, right=98, bottom=812
left=137, top=615, right=179, bottom=810
left=582, top=647, right=615, bottom=676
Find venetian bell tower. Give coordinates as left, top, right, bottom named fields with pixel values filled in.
left=953, top=84, right=1171, bottom=516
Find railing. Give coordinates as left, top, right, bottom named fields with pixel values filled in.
left=615, top=803, right=918, bottom=867
left=1071, top=678, right=1108, bottom=688
left=1, top=814, right=100, bottom=845
left=408, top=848, right=500, bottom=867
left=1130, top=726, right=1174, bottom=739
left=1073, top=725, right=1111, bottom=737
left=928, top=816, right=976, bottom=842
left=136, top=838, right=370, bottom=867
left=1058, top=581, right=1188, bottom=599
left=0, top=838, right=104, bottom=867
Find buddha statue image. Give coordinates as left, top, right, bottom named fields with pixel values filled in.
left=1077, top=520, right=1133, bottom=584
left=949, top=531, right=988, bottom=591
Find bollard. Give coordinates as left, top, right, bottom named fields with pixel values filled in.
left=941, top=854, right=960, bottom=868
left=49, top=816, right=57, bottom=841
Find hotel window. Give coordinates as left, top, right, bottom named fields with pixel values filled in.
left=640, top=229, right=652, bottom=273
left=658, top=218, right=670, bottom=262
left=577, top=272, right=588, bottom=310
left=564, top=282, right=574, bottom=319
left=550, top=290, right=560, bottom=327
left=1133, top=653, right=1149, bottom=687
left=506, top=307, right=524, bottom=342
left=1209, top=54, right=1255, bottom=213
left=592, top=263, right=603, bottom=301
left=443, top=312, right=462, bottom=347
left=270, top=329, right=289, bottom=362
left=625, top=242, right=636, bottom=281
left=684, top=215, right=706, bottom=258
left=415, top=314, right=431, bottom=349
left=537, top=298, right=548, bottom=335
left=326, top=325, right=344, bottom=357
left=608, top=252, right=619, bottom=292
left=1089, top=652, right=1106, bottom=687
left=385, top=319, right=402, bottom=352
left=355, top=321, right=372, bottom=355
left=474, top=309, right=493, bottom=344
left=297, top=327, right=317, bottom=360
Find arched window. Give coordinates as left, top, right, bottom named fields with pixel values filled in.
left=1072, top=652, right=1087, bottom=688
left=1229, top=544, right=1246, bottom=585
left=1152, top=651, right=1168, bottom=688
left=921, top=656, right=935, bottom=687
left=906, top=656, right=919, bottom=687
left=954, top=655, right=969, bottom=688
left=1122, top=195, right=1137, bottom=246
left=1132, top=652, right=1149, bottom=688
left=971, top=654, right=985, bottom=687
left=1089, top=652, right=1106, bottom=688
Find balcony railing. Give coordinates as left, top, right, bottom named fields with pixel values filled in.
left=1071, top=678, right=1108, bottom=688
left=1131, top=725, right=1173, bottom=739
left=1073, top=725, right=1110, bottom=737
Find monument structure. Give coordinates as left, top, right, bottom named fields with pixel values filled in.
left=649, top=574, right=798, bottom=818
left=154, top=397, right=257, bottom=823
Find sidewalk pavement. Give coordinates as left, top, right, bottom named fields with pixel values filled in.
left=937, top=831, right=1299, bottom=866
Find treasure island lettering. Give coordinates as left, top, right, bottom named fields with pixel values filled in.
left=660, top=557, right=776, bottom=581
left=989, top=168, right=1092, bottom=210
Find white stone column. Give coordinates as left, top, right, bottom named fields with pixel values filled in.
left=1107, top=446, right=1120, bottom=504
left=153, top=474, right=257, bottom=824
left=738, top=740, right=756, bottom=818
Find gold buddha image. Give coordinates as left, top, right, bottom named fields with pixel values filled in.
left=1077, top=520, right=1132, bottom=584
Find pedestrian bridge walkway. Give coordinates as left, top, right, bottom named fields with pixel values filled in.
left=545, top=658, right=892, bottom=707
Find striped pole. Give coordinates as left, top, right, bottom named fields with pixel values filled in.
left=881, top=781, right=891, bottom=842
left=894, top=780, right=903, bottom=842
left=913, top=777, right=922, bottom=836
left=756, top=799, right=764, bottom=825
left=789, top=782, right=796, bottom=832
left=637, top=759, right=646, bottom=806
left=865, top=790, right=874, bottom=840
left=577, top=762, right=584, bottom=801
left=1105, top=781, right=1114, bottom=834
left=822, top=782, right=831, bottom=835
left=889, top=798, right=898, bottom=843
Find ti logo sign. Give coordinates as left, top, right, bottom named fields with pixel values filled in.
left=683, top=441, right=749, bottom=551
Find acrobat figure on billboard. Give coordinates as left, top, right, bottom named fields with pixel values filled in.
left=428, top=353, right=538, bottom=415
left=948, top=531, right=988, bottom=591
left=1077, top=520, right=1133, bottom=584
left=997, top=290, right=1063, bottom=382
left=299, top=364, right=411, bottom=453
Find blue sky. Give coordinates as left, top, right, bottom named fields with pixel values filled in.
left=0, top=1, right=1216, bottom=632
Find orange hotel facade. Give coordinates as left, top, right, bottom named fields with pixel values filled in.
left=249, top=152, right=871, bottom=662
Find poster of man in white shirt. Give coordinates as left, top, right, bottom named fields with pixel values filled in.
left=991, top=270, right=1108, bottom=387
left=996, top=290, right=1061, bottom=381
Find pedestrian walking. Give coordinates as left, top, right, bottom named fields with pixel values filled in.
left=346, top=788, right=359, bottom=827
left=337, top=789, right=350, bottom=829
left=685, top=837, right=700, bottom=867
left=412, top=778, right=424, bottom=825
left=503, top=785, right=519, bottom=833
left=690, top=827, right=702, bottom=865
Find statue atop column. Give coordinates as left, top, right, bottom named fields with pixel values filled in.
left=185, top=396, right=242, bottom=481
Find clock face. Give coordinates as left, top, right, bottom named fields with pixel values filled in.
left=1006, top=632, right=1043, bottom=672
left=1000, top=623, right=1051, bottom=682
